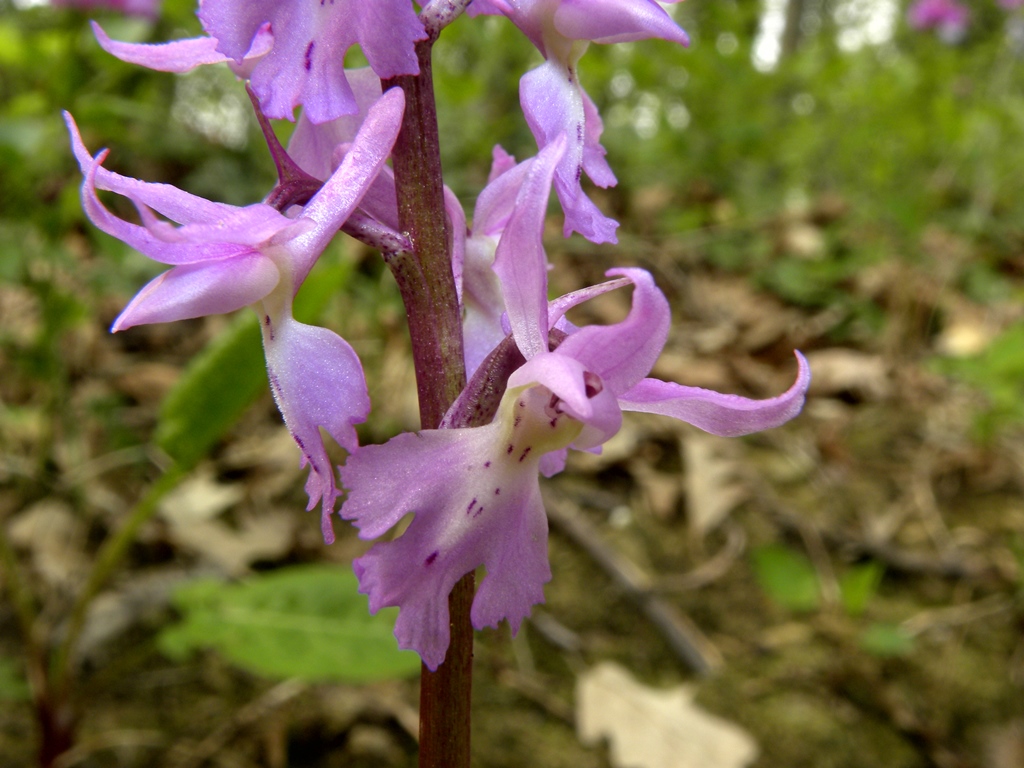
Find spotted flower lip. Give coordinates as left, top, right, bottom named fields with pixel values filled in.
left=469, top=0, right=689, bottom=244
left=65, top=87, right=406, bottom=543
left=341, top=262, right=809, bottom=669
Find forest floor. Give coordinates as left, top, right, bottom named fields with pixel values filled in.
left=1, top=204, right=1023, bottom=768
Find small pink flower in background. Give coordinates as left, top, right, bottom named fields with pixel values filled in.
left=53, top=0, right=161, bottom=18
left=908, top=0, right=971, bottom=42
left=1000, top=0, right=1024, bottom=10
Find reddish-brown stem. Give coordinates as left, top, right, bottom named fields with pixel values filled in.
left=381, top=32, right=474, bottom=768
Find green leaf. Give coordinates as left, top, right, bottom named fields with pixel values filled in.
left=859, top=623, right=915, bottom=658
left=154, top=258, right=352, bottom=467
left=752, top=544, right=820, bottom=613
left=154, top=312, right=265, bottom=467
left=838, top=561, right=884, bottom=617
left=158, top=565, right=420, bottom=683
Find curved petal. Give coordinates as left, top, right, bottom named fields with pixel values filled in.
left=263, top=316, right=370, bottom=544
left=112, top=253, right=279, bottom=330
left=80, top=160, right=247, bottom=265
left=507, top=352, right=593, bottom=421
left=492, top=136, right=566, bottom=360
left=91, top=20, right=273, bottom=74
left=556, top=268, right=670, bottom=395
left=290, top=88, right=406, bottom=285
left=618, top=352, right=811, bottom=437
left=520, top=61, right=618, bottom=244
left=66, top=111, right=238, bottom=226
left=546, top=276, right=631, bottom=331
left=553, top=0, right=690, bottom=45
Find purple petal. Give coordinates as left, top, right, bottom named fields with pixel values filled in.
left=581, top=88, right=615, bottom=187
left=520, top=61, right=619, bottom=244
left=289, top=88, right=406, bottom=286
left=342, top=423, right=551, bottom=669
left=462, top=236, right=506, bottom=377
left=618, top=352, right=812, bottom=437
left=200, top=0, right=424, bottom=123
left=553, top=0, right=690, bottom=45
left=487, top=144, right=518, bottom=184
left=287, top=68, right=384, bottom=180
left=546, top=276, right=631, bottom=330
left=90, top=21, right=272, bottom=74
left=507, top=352, right=594, bottom=421
left=263, top=316, right=370, bottom=544
left=556, top=268, right=670, bottom=395
left=112, top=253, right=279, bottom=331
left=492, top=137, right=567, bottom=360
left=473, top=149, right=532, bottom=237
left=66, top=111, right=238, bottom=226
left=571, top=384, right=623, bottom=450
left=79, top=152, right=251, bottom=265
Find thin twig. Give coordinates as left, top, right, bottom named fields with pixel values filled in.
left=748, top=471, right=1006, bottom=583
left=162, top=679, right=307, bottom=768
left=543, top=489, right=724, bottom=675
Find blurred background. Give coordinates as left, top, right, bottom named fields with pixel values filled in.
left=1, top=0, right=1024, bottom=766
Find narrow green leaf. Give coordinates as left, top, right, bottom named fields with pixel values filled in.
left=158, top=565, right=420, bottom=683
left=752, top=544, right=820, bottom=613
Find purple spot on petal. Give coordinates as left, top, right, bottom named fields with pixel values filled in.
left=268, top=371, right=283, bottom=397
left=294, top=435, right=306, bottom=452
left=507, top=444, right=515, bottom=455
left=584, top=371, right=603, bottom=399
left=576, top=122, right=584, bottom=142
left=575, top=164, right=583, bottom=182
left=484, top=461, right=492, bottom=468
left=518, top=447, right=532, bottom=462
left=514, top=415, right=522, bottom=427
left=467, top=498, right=478, bottom=515
left=304, top=41, right=314, bottom=72
left=518, top=399, right=526, bottom=408
left=425, top=551, right=438, bottom=566
left=494, top=488, right=500, bottom=495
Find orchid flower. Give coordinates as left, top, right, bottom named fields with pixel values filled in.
left=339, top=134, right=810, bottom=667
left=91, top=0, right=424, bottom=123
left=469, top=0, right=689, bottom=244
left=65, top=87, right=405, bottom=544
left=198, top=0, right=425, bottom=123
